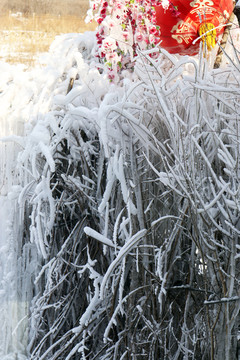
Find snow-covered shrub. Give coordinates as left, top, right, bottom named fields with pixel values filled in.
left=2, top=20, right=240, bottom=359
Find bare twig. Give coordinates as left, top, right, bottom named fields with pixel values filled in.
left=214, top=11, right=236, bottom=69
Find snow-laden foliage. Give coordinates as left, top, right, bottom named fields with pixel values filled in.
left=1, top=26, right=240, bottom=359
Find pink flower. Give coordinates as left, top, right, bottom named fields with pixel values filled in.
left=149, top=34, right=156, bottom=44
left=122, top=31, right=129, bottom=40
left=102, top=37, right=117, bottom=51
left=149, top=26, right=158, bottom=35
left=144, top=35, right=150, bottom=45
left=135, top=32, right=144, bottom=42
left=108, top=71, right=115, bottom=80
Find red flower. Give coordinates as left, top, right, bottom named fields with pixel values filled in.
left=100, top=7, right=107, bottom=15
left=149, top=26, right=158, bottom=35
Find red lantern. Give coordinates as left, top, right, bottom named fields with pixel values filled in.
left=155, top=0, right=234, bottom=55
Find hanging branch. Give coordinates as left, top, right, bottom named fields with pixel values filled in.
left=214, top=10, right=236, bottom=68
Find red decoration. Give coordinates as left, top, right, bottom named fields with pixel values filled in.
left=155, top=0, right=234, bottom=55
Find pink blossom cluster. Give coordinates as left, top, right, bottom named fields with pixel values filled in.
left=87, top=0, right=172, bottom=80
